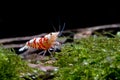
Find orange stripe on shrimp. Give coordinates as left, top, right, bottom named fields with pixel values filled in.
left=39, top=38, right=47, bottom=49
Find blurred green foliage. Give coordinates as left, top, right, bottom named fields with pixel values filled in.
left=53, top=36, right=120, bottom=80
left=0, top=47, right=36, bottom=80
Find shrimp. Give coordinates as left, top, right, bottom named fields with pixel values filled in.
left=19, top=23, right=65, bottom=57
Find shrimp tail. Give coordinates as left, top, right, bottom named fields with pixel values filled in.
left=19, top=45, right=28, bottom=52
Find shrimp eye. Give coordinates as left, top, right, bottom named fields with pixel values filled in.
left=50, top=33, right=52, bottom=35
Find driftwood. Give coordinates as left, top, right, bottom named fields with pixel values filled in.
left=0, top=23, right=120, bottom=49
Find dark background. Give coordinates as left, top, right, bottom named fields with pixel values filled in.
left=0, top=7, right=120, bottom=38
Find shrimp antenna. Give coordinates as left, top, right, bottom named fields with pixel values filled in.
left=49, top=19, right=57, bottom=32
left=58, top=16, right=61, bottom=32
left=58, top=22, right=66, bottom=36
left=52, top=24, right=57, bottom=32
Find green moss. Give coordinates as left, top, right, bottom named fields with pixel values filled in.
left=53, top=36, right=120, bottom=80
left=0, top=47, right=38, bottom=80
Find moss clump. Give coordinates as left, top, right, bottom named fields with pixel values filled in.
left=53, top=36, right=120, bottom=80
left=0, top=47, right=36, bottom=80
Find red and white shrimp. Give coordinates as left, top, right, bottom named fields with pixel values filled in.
left=19, top=32, right=61, bottom=57
left=19, top=23, right=65, bottom=57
